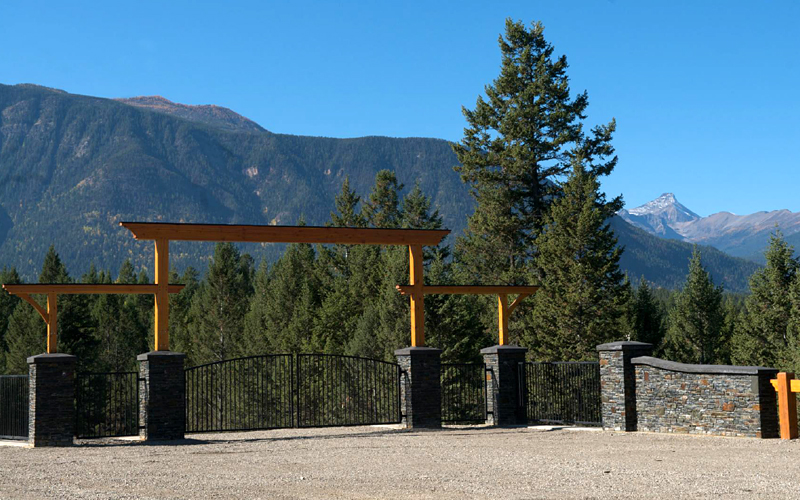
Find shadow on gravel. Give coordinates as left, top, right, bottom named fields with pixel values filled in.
left=73, top=425, right=536, bottom=448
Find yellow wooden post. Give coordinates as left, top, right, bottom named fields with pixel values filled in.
left=777, top=372, right=799, bottom=440
left=154, top=238, right=170, bottom=351
left=408, top=244, right=424, bottom=347
left=498, top=294, right=509, bottom=346
left=46, top=293, right=57, bottom=354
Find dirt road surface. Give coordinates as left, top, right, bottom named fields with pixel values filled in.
left=1, top=425, right=799, bottom=499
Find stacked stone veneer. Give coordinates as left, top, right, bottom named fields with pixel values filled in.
left=597, top=341, right=654, bottom=431
left=482, top=345, right=527, bottom=426
left=28, top=353, right=76, bottom=447
left=633, top=357, right=779, bottom=438
left=138, top=351, right=186, bottom=441
left=395, top=347, right=442, bottom=428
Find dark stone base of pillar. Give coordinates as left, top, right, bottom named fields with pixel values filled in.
left=481, top=345, right=528, bottom=427
left=395, top=347, right=442, bottom=429
left=28, top=353, right=77, bottom=447
left=138, top=351, right=186, bottom=441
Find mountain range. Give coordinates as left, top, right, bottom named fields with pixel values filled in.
left=0, top=84, right=760, bottom=291
left=619, top=193, right=800, bottom=264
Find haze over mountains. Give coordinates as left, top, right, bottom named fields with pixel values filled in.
left=619, top=193, right=800, bottom=264
left=0, top=84, right=760, bottom=291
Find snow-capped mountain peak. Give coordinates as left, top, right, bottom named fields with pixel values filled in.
left=626, top=193, right=699, bottom=221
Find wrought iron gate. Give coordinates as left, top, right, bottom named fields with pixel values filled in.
left=185, top=354, right=402, bottom=433
left=522, top=362, right=601, bottom=426
left=441, top=363, right=487, bottom=424
left=75, top=371, right=139, bottom=438
left=185, top=355, right=294, bottom=433
left=0, top=375, right=29, bottom=440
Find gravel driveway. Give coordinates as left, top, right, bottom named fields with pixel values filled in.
left=1, top=425, right=799, bottom=499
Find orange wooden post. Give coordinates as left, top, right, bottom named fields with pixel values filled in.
left=46, top=293, right=57, bottom=354
left=154, top=238, right=170, bottom=351
left=408, top=244, right=425, bottom=347
left=498, top=294, right=509, bottom=346
left=777, top=372, right=799, bottom=440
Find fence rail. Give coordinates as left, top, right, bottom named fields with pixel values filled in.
left=296, top=354, right=402, bottom=428
left=522, top=361, right=601, bottom=426
left=185, top=355, right=294, bottom=433
left=75, top=371, right=139, bottom=438
left=441, top=363, right=486, bottom=424
left=0, top=375, right=29, bottom=440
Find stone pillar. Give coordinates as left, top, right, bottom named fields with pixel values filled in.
left=138, top=351, right=186, bottom=441
left=596, top=341, right=653, bottom=431
left=395, top=347, right=442, bottom=429
left=481, top=345, right=528, bottom=426
left=27, top=353, right=76, bottom=447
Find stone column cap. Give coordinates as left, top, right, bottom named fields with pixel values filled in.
left=596, top=341, right=653, bottom=352
left=480, top=345, right=528, bottom=354
left=27, top=353, right=77, bottom=364
left=137, top=350, right=187, bottom=361
left=394, top=346, right=442, bottom=356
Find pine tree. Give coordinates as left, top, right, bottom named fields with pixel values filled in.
left=731, top=232, right=798, bottom=368
left=662, top=248, right=726, bottom=364
left=169, top=266, right=200, bottom=360
left=526, top=165, right=628, bottom=360
left=453, top=19, right=618, bottom=285
left=0, top=266, right=21, bottom=372
left=330, top=177, right=366, bottom=228
left=630, top=277, right=666, bottom=347
left=362, top=170, right=403, bottom=229
left=188, top=243, right=254, bottom=364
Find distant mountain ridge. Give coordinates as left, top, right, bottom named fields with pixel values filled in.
left=619, top=193, right=800, bottom=263
left=115, top=95, right=267, bottom=133
left=0, top=83, right=759, bottom=291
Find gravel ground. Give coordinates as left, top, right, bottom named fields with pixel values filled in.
left=1, top=425, right=799, bottom=499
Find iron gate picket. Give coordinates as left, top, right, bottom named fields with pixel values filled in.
left=185, top=354, right=294, bottom=433
left=0, top=375, right=29, bottom=440
left=522, top=362, right=601, bottom=426
left=185, top=354, right=402, bottom=433
left=441, top=363, right=487, bottom=424
left=75, top=371, right=139, bottom=438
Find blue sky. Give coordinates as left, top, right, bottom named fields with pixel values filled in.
left=1, top=1, right=798, bottom=216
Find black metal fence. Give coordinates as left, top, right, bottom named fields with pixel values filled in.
left=185, top=355, right=294, bottom=433
left=522, top=362, right=601, bottom=426
left=441, top=363, right=486, bottom=424
left=0, top=375, right=29, bottom=440
left=75, top=371, right=139, bottom=438
left=296, top=354, right=402, bottom=428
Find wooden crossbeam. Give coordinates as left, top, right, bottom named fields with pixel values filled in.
left=2, top=283, right=185, bottom=354
left=3, top=284, right=186, bottom=294
left=120, top=222, right=450, bottom=246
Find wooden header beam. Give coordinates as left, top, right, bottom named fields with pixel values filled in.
left=120, top=221, right=451, bottom=351
left=120, top=222, right=450, bottom=246
left=3, top=284, right=186, bottom=295
left=2, top=283, right=185, bottom=354
left=396, top=285, right=540, bottom=346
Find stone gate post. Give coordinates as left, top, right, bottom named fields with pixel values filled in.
left=596, top=341, right=653, bottom=431
left=481, top=345, right=528, bottom=426
left=395, top=347, right=442, bottom=429
left=138, top=351, right=186, bottom=441
left=28, top=353, right=76, bottom=447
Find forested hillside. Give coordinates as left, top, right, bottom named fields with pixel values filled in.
left=0, top=83, right=758, bottom=290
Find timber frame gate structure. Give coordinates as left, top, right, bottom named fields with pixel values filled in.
left=2, top=221, right=540, bottom=445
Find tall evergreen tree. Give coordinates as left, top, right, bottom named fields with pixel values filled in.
left=731, top=232, right=798, bottom=368
left=0, top=266, right=21, bottom=372
left=630, top=277, right=666, bottom=347
left=169, top=266, right=200, bottom=361
left=786, top=277, right=800, bottom=374
left=526, top=165, right=627, bottom=360
left=662, top=248, right=726, bottom=364
left=452, top=19, right=618, bottom=285
left=362, top=170, right=403, bottom=229
left=188, top=243, right=254, bottom=365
